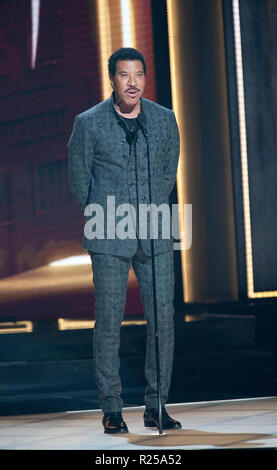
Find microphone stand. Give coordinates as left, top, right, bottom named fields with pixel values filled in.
left=136, top=116, right=163, bottom=435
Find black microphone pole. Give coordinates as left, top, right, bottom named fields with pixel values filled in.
left=136, top=114, right=163, bottom=435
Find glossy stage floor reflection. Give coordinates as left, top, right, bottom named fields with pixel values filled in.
left=0, top=397, right=277, bottom=450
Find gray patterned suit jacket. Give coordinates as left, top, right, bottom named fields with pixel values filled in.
left=68, top=93, right=180, bottom=257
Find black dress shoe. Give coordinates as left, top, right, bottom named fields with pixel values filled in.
left=144, top=407, right=182, bottom=429
left=102, top=412, right=129, bottom=434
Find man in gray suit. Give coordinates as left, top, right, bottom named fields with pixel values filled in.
left=68, top=48, right=181, bottom=433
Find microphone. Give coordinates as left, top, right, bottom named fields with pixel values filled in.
left=136, top=110, right=163, bottom=435
left=126, top=123, right=138, bottom=145
left=136, top=112, right=148, bottom=138
left=114, top=111, right=139, bottom=145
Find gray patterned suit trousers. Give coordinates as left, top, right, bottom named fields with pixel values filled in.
left=89, top=241, right=175, bottom=414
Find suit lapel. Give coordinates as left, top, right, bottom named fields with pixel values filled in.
left=140, top=98, right=157, bottom=170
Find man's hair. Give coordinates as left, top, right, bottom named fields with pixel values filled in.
left=108, top=48, right=146, bottom=77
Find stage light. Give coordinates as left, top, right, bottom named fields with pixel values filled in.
left=49, top=255, right=91, bottom=266
left=31, top=0, right=40, bottom=69
left=96, top=0, right=112, bottom=100
left=166, top=0, right=188, bottom=302
left=0, top=321, right=33, bottom=334
left=96, top=0, right=137, bottom=100
left=58, top=318, right=147, bottom=331
left=120, top=0, right=136, bottom=48
left=232, top=0, right=277, bottom=298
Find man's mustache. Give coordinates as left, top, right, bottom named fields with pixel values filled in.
left=125, top=87, right=140, bottom=92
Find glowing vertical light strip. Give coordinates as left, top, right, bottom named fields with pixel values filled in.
left=232, top=0, right=253, bottom=296
left=166, top=0, right=188, bottom=301
left=120, top=0, right=136, bottom=48
left=96, top=0, right=112, bottom=100
left=31, top=0, right=40, bottom=69
left=232, top=0, right=277, bottom=298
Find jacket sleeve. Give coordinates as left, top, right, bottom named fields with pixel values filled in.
left=163, top=111, right=180, bottom=198
left=67, top=114, right=94, bottom=211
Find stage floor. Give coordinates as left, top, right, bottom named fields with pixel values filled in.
left=0, top=396, right=277, bottom=450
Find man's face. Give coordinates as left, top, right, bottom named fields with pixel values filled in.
left=110, top=60, right=145, bottom=110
